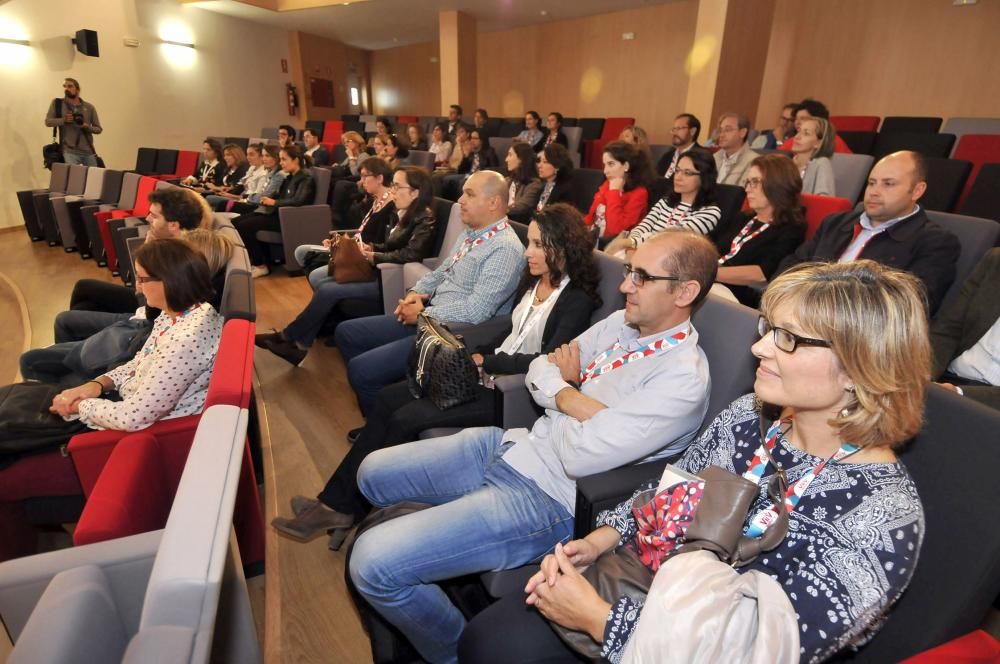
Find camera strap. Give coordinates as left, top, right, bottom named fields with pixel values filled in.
left=52, top=98, right=62, bottom=142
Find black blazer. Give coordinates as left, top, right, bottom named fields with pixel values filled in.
left=656, top=144, right=703, bottom=176
left=459, top=147, right=500, bottom=174
left=931, top=248, right=1000, bottom=409
left=778, top=208, right=960, bottom=315
left=268, top=169, right=316, bottom=212
left=475, top=285, right=596, bottom=375
left=717, top=213, right=806, bottom=308
left=373, top=208, right=438, bottom=265
left=220, top=163, right=249, bottom=189
left=308, top=145, right=330, bottom=167
left=353, top=198, right=396, bottom=245
left=196, top=160, right=226, bottom=187
left=542, top=179, right=576, bottom=209
left=546, top=131, right=569, bottom=150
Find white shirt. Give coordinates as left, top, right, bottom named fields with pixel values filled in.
left=949, top=318, right=1000, bottom=386
left=838, top=206, right=920, bottom=263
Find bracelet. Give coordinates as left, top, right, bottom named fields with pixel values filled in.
left=86, top=379, right=105, bottom=395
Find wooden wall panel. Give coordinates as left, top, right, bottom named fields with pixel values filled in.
left=370, top=41, right=441, bottom=116
left=779, top=0, right=1000, bottom=120
left=294, top=31, right=370, bottom=121
left=711, top=0, right=776, bottom=128
left=476, top=2, right=699, bottom=144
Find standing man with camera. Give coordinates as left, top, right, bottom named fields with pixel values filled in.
left=45, top=78, right=102, bottom=166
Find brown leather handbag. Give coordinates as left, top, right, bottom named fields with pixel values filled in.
left=328, top=233, right=374, bottom=283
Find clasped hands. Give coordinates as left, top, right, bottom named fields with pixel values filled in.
left=524, top=541, right=611, bottom=642
left=548, top=340, right=582, bottom=385
left=48, top=381, right=102, bottom=418
left=394, top=291, right=428, bottom=325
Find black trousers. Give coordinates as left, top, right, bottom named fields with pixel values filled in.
left=69, top=279, right=138, bottom=314
left=234, top=212, right=281, bottom=266
left=458, top=590, right=587, bottom=664
left=317, top=379, right=496, bottom=520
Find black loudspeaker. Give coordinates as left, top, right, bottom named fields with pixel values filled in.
left=73, top=29, right=99, bottom=57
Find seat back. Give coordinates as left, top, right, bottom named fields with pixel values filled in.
left=843, top=387, right=1000, bottom=662
left=153, top=149, right=178, bottom=176
left=130, top=177, right=159, bottom=217
left=82, top=167, right=106, bottom=200
left=49, top=162, right=71, bottom=192
left=802, top=193, right=854, bottom=240
left=689, top=294, right=760, bottom=427
left=880, top=116, right=943, bottom=134
left=873, top=132, right=956, bottom=159
left=569, top=168, right=605, bottom=214
left=359, top=114, right=376, bottom=124
left=260, top=127, right=279, bottom=139
left=406, top=150, right=435, bottom=171
left=341, top=114, right=360, bottom=123
left=134, top=148, right=158, bottom=175
left=577, top=118, right=605, bottom=142
left=489, top=136, right=514, bottom=160
left=942, top=117, right=1000, bottom=144
left=100, top=169, right=124, bottom=204
left=428, top=197, right=455, bottom=256
left=205, top=320, right=256, bottom=410
left=223, top=137, right=249, bottom=151
left=705, top=183, right=749, bottom=246
left=508, top=220, right=529, bottom=245
left=649, top=144, right=671, bottom=170
left=435, top=200, right=465, bottom=259
left=952, top=134, right=1000, bottom=208
left=563, top=126, right=583, bottom=165
left=958, top=163, right=1000, bottom=222
left=482, top=117, right=503, bottom=138
left=220, top=268, right=254, bottom=323
left=499, top=118, right=524, bottom=138
left=831, top=153, right=875, bottom=203
left=173, top=150, right=200, bottom=179
left=829, top=115, right=880, bottom=132
left=331, top=143, right=347, bottom=164
left=838, top=131, right=878, bottom=156
left=304, top=120, right=324, bottom=139
left=116, top=173, right=143, bottom=209
left=322, top=120, right=344, bottom=144
left=309, top=167, right=332, bottom=204
left=920, top=158, right=971, bottom=212
left=590, top=251, right=625, bottom=324
left=600, top=118, right=635, bottom=141
left=925, top=210, right=1000, bottom=313
left=65, top=165, right=89, bottom=195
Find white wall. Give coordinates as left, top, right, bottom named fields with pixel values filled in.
left=0, top=0, right=294, bottom=229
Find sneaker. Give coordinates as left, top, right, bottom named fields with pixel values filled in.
left=271, top=502, right=354, bottom=541
left=259, top=335, right=308, bottom=367
left=290, top=495, right=320, bottom=516
left=250, top=265, right=270, bottom=279
left=347, top=426, right=364, bottom=444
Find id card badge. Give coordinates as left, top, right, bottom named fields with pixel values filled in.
left=482, top=374, right=496, bottom=390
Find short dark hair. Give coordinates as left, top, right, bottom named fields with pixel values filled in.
left=361, top=155, right=393, bottom=185
left=450, top=104, right=463, bottom=116
left=148, top=188, right=205, bottom=231
left=677, top=113, right=701, bottom=142
left=203, top=138, right=224, bottom=162
left=134, top=239, right=214, bottom=312
left=279, top=124, right=296, bottom=140
left=651, top=229, right=720, bottom=308
left=795, top=98, right=830, bottom=120
left=475, top=108, right=489, bottom=119
left=433, top=122, right=449, bottom=136
left=907, top=150, right=928, bottom=184
left=64, top=77, right=80, bottom=90
left=376, top=116, right=394, bottom=133
left=603, top=140, right=655, bottom=192
left=665, top=148, right=718, bottom=210
left=280, top=143, right=306, bottom=168
left=303, top=128, right=318, bottom=139
left=542, top=143, right=574, bottom=183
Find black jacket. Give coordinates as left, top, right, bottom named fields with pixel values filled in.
left=475, top=285, right=596, bottom=375
left=656, top=144, right=703, bottom=177
left=373, top=208, right=438, bottom=265
left=777, top=208, right=960, bottom=315
left=542, top=179, right=576, bottom=209
left=350, top=197, right=396, bottom=245
left=307, top=145, right=330, bottom=167
left=220, top=163, right=249, bottom=189
left=266, top=169, right=316, bottom=213
left=458, top=147, right=500, bottom=175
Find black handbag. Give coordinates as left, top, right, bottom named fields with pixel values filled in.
left=43, top=99, right=64, bottom=170
left=0, top=382, right=88, bottom=468
left=406, top=313, right=479, bottom=410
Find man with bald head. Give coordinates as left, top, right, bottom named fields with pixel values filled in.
left=779, top=150, right=960, bottom=314
left=333, top=171, right=525, bottom=416
left=347, top=228, right=716, bottom=663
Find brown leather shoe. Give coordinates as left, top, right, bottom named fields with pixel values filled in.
left=271, top=501, right=354, bottom=541
left=290, top=495, right=319, bottom=516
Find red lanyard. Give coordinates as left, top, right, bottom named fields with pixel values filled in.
left=358, top=191, right=391, bottom=236
left=720, top=217, right=769, bottom=264
left=580, top=326, right=690, bottom=384
left=443, top=220, right=508, bottom=272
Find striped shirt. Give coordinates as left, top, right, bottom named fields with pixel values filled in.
left=629, top=200, right=722, bottom=247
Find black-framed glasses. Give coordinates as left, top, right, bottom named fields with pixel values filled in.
left=623, top=264, right=680, bottom=287
left=757, top=316, right=831, bottom=353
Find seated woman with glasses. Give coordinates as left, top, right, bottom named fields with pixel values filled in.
left=332, top=130, right=372, bottom=179
left=584, top=140, right=655, bottom=246
left=713, top=154, right=806, bottom=307
left=269, top=204, right=600, bottom=548
left=461, top=260, right=928, bottom=664
left=506, top=141, right=544, bottom=223
left=603, top=150, right=722, bottom=257
left=256, top=166, right=438, bottom=367
left=535, top=144, right=576, bottom=212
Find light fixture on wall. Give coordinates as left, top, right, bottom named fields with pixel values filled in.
left=0, top=37, right=29, bottom=46
left=158, top=21, right=196, bottom=68
left=0, top=18, right=33, bottom=67
left=160, top=38, right=194, bottom=48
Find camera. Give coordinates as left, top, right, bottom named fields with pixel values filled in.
left=72, top=111, right=85, bottom=126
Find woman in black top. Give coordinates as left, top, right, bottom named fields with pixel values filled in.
left=715, top=154, right=806, bottom=307
left=535, top=143, right=576, bottom=211
left=457, top=128, right=499, bottom=174
left=234, top=144, right=316, bottom=276
left=407, top=124, right=429, bottom=151
left=205, top=143, right=249, bottom=196
left=545, top=112, right=570, bottom=149
left=506, top=141, right=544, bottom=223
left=270, top=203, right=602, bottom=548
left=257, top=166, right=438, bottom=363
left=181, top=138, right=226, bottom=190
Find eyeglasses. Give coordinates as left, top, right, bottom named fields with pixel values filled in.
left=391, top=183, right=414, bottom=191
left=674, top=169, right=700, bottom=178
left=623, top=264, right=680, bottom=287
left=136, top=276, right=161, bottom=285
left=757, top=317, right=830, bottom=353
left=718, top=126, right=739, bottom=134
left=743, top=177, right=763, bottom=190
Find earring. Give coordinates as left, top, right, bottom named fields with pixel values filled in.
left=845, top=384, right=855, bottom=393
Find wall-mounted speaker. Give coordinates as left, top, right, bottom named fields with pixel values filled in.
left=72, top=29, right=99, bottom=57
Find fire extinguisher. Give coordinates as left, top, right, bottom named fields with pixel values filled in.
left=286, top=83, right=299, bottom=117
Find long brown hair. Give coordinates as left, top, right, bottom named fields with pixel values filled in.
left=751, top=154, right=805, bottom=227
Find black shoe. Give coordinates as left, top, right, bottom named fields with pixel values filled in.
left=347, top=427, right=364, bottom=444
left=260, top=335, right=308, bottom=367
left=254, top=329, right=282, bottom=348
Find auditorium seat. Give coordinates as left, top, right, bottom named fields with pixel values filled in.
left=133, top=147, right=158, bottom=175
left=925, top=210, right=1000, bottom=314
left=322, top=120, right=344, bottom=145
left=498, top=118, right=522, bottom=138
left=223, top=136, right=250, bottom=151
left=260, top=127, right=279, bottom=139
left=706, top=183, right=749, bottom=246
left=153, top=149, right=199, bottom=181
left=304, top=120, right=325, bottom=139
left=332, top=143, right=347, bottom=164
left=255, top=167, right=333, bottom=268
left=341, top=114, right=360, bottom=123
left=801, top=193, right=853, bottom=241
left=880, top=116, right=943, bottom=133
left=36, top=164, right=88, bottom=245
left=397, top=115, right=417, bottom=125
left=151, top=149, right=178, bottom=177
left=942, top=117, right=1000, bottom=145
left=829, top=115, right=880, bottom=132
left=583, top=116, right=635, bottom=168
left=488, top=136, right=513, bottom=161
left=80, top=171, right=141, bottom=267
left=17, top=162, right=70, bottom=241
left=873, top=131, right=956, bottom=159
left=649, top=144, right=671, bottom=170
left=831, top=153, right=875, bottom=203
left=101, top=176, right=158, bottom=276
left=920, top=158, right=972, bottom=212
left=577, top=118, right=605, bottom=143
left=958, top=163, right=1000, bottom=222
left=406, top=149, right=435, bottom=171
left=951, top=134, right=1000, bottom=209
left=838, top=131, right=878, bottom=156
left=563, top=126, right=583, bottom=167
left=482, top=117, right=503, bottom=138
left=568, top=167, right=605, bottom=215
left=52, top=166, right=107, bottom=253
left=379, top=198, right=458, bottom=312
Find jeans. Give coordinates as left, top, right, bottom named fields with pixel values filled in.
left=351, top=427, right=574, bottom=664
left=19, top=342, right=90, bottom=386
left=63, top=151, right=98, bottom=166
left=233, top=211, right=281, bottom=266
left=333, top=315, right=417, bottom=415
left=69, top=280, right=138, bottom=314
left=204, top=194, right=231, bottom=212
left=292, top=244, right=331, bottom=290
left=283, top=279, right=379, bottom=347
left=55, top=310, right=132, bottom=343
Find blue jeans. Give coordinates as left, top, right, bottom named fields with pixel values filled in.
left=292, top=244, right=331, bottom=290
left=63, top=151, right=97, bottom=166
left=20, top=342, right=90, bottom=386
left=352, top=427, right=574, bottom=664
left=334, top=315, right=416, bottom=415
left=55, top=310, right=132, bottom=343
left=283, top=279, right=379, bottom=347
left=204, top=194, right=231, bottom=212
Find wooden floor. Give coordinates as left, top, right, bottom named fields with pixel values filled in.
left=0, top=227, right=372, bottom=663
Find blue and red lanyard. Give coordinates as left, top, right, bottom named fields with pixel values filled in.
left=579, top=326, right=691, bottom=384
left=443, top=220, right=508, bottom=272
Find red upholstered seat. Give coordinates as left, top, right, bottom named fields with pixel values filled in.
left=902, top=630, right=1000, bottom=663
left=154, top=149, right=199, bottom=180
left=952, top=134, right=1000, bottom=209
left=397, top=115, right=418, bottom=124
left=322, top=120, right=344, bottom=145
left=584, top=117, right=636, bottom=168
left=830, top=115, right=880, bottom=132
left=801, top=193, right=853, bottom=240
left=98, top=176, right=157, bottom=271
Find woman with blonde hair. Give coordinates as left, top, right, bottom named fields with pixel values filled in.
left=184, top=228, right=235, bottom=276
left=792, top=116, right=836, bottom=195
left=462, top=260, right=929, bottom=664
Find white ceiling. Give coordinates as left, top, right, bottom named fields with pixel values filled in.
left=188, top=0, right=669, bottom=51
